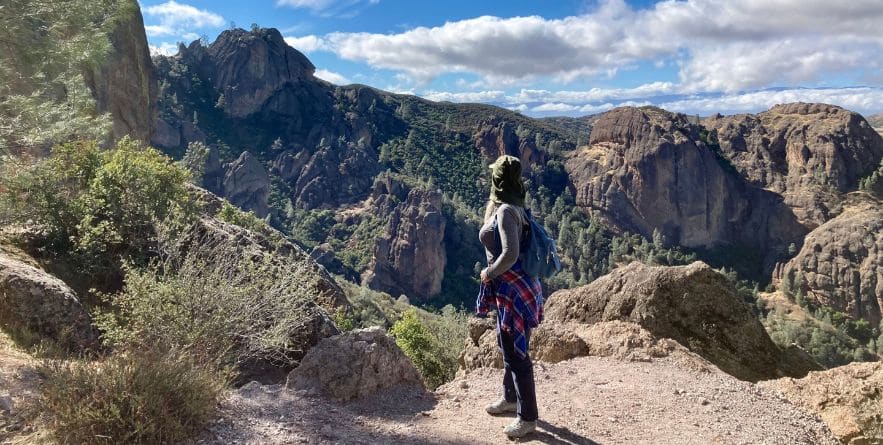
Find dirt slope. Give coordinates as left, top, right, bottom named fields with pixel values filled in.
left=205, top=356, right=837, bottom=445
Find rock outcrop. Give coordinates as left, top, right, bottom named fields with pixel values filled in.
left=775, top=195, right=883, bottom=327
left=0, top=253, right=98, bottom=351
left=704, top=103, right=883, bottom=227
left=84, top=0, right=155, bottom=142
left=363, top=188, right=447, bottom=300
left=473, top=117, right=544, bottom=167
left=762, top=362, right=883, bottom=445
left=222, top=151, right=270, bottom=217
left=567, top=106, right=805, bottom=255
left=204, top=28, right=315, bottom=118
left=460, top=261, right=821, bottom=381
left=285, top=326, right=422, bottom=401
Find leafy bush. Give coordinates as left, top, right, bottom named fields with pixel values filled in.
left=216, top=200, right=268, bottom=233
left=95, top=235, right=321, bottom=371
left=37, top=350, right=226, bottom=445
left=390, top=309, right=448, bottom=389
left=0, top=137, right=191, bottom=269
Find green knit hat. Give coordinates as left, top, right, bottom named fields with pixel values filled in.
left=489, top=155, right=525, bottom=207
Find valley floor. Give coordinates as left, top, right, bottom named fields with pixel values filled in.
left=204, top=356, right=838, bottom=445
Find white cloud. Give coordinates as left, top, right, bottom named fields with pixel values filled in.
left=509, top=82, right=677, bottom=104
left=283, top=35, right=328, bottom=53
left=149, top=42, right=180, bottom=57
left=316, top=0, right=883, bottom=91
left=314, top=69, right=351, bottom=85
left=532, top=103, right=579, bottom=113
left=143, top=1, right=224, bottom=40
left=659, top=87, right=883, bottom=115
left=421, top=90, right=506, bottom=103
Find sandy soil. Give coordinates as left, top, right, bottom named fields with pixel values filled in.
left=205, top=356, right=838, bottom=445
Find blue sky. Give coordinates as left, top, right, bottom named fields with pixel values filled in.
left=141, top=0, right=883, bottom=117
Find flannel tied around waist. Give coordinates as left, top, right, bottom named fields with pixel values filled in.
left=476, top=261, right=544, bottom=358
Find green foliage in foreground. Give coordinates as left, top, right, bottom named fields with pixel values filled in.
left=0, top=138, right=191, bottom=272
left=390, top=309, right=450, bottom=390
left=95, top=236, right=320, bottom=371
left=37, top=350, right=226, bottom=445
left=337, top=282, right=468, bottom=389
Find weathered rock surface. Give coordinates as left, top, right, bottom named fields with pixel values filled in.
left=205, top=28, right=315, bottom=118
left=473, top=117, right=544, bottom=167
left=285, top=326, right=422, bottom=401
left=461, top=261, right=821, bottom=381
left=84, top=0, right=155, bottom=142
left=762, top=361, right=883, bottom=445
left=705, top=103, right=883, bottom=227
left=567, top=106, right=805, bottom=255
left=775, top=195, right=883, bottom=327
left=222, top=151, right=270, bottom=217
left=0, top=253, right=98, bottom=350
left=363, top=188, right=447, bottom=300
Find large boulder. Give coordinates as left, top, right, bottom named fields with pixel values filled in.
left=0, top=253, right=98, bottom=351
left=775, top=195, right=883, bottom=327
left=222, top=151, right=270, bottom=218
left=544, top=261, right=818, bottom=381
left=761, top=362, right=883, bottom=445
left=704, top=103, right=883, bottom=227
left=363, top=188, right=447, bottom=301
left=567, top=106, right=805, bottom=256
left=285, top=326, right=422, bottom=401
left=461, top=261, right=820, bottom=381
left=83, top=0, right=156, bottom=142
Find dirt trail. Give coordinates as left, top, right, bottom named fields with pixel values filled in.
left=206, top=356, right=838, bottom=445
left=0, top=332, right=41, bottom=445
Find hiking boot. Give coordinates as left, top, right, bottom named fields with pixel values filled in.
left=485, top=398, right=517, bottom=415
left=503, top=418, right=536, bottom=438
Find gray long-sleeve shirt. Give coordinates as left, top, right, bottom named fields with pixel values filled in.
left=479, top=203, right=526, bottom=279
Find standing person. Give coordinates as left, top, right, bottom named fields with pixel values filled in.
left=476, top=155, right=544, bottom=439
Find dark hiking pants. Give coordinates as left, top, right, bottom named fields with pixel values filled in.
left=499, top=329, right=538, bottom=421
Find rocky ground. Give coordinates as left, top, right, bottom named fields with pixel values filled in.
left=205, top=355, right=838, bottom=445
left=0, top=332, right=41, bottom=444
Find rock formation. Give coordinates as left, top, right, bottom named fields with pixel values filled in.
left=84, top=0, right=156, bottom=142
left=704, top=103, right=883, bottom=227
left=460, top=261, right=821, bottom=381
left=363, top=188, right=447, bottom=300
left=473, top=117, right=543, bottom=167
left=762, top=361, right=883, bottom=444
left=0, top=252, right=98, bottom=351
left=222, top=151, right=270, bottom=217
left=285, top=326, right=422, bottom=400
left=775, top=195, right=883, bottom=327
left=566, top=106, right=805, bottom=255
left=204, top=28, right=315, bottom=118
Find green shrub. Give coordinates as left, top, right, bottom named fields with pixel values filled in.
left=390, top=309, right=448, bottom=389
left=0, top=137, right=191, bottom=269
left=37, top=350, right=226, bottom=445
left=95, top=235, right=320, bottom=370
left=216, top=200, right=268, bottom=233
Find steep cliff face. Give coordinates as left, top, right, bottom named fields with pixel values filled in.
left=362, top=188, right=447, bottom=300
left=84, top=0, right=156, bottom=142
left=566, top=106, right=805, bottom=253
left=223, top=151, right=270, bottom=217
left=204, top=28, right=316, bottom=118
left=704, top=103, right=883, bottom=227
left=472, top=117, right=544, bottom=167
left=776, top=195, right=883, bottom=327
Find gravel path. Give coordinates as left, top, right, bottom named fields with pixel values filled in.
left=205, top=356, right=838, bottom=445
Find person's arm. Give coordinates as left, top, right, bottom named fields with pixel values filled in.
left=483, top=206, right=521, bottom=279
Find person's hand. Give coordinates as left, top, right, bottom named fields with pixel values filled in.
left=480, top=268, right=491, bottom=283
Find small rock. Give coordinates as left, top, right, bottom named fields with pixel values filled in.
left=459, top=380, right=469, bottom=389
left=700, top=398, right=711, bottom=406
left=0, top=396, right=13, bottom=413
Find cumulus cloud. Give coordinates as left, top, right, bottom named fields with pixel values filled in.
left=314, top=69, right=351, bottom=85
left=317, top=0, right=883, bottom=91
left=421, top=90, right=506, bottom=103
left=143, top=1, right=224, bottom=39
left=659, top=87, right=883, bottom=115
left=509, top=82, right=677, bottom=104
left=149, top=42, right=180, bottom=57
left=284, top=35, right=328, bottom=53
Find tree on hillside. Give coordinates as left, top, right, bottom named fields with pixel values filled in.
left=0, top=0, right=129, bottom=153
